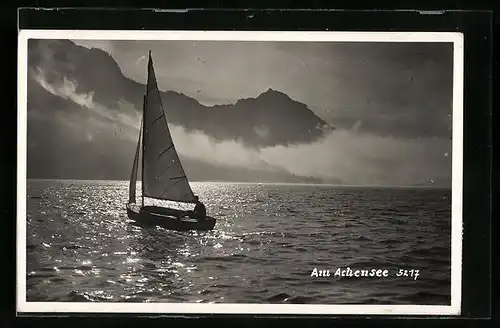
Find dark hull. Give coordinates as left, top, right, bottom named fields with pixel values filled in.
left=126, top=203, right=216, bottom=232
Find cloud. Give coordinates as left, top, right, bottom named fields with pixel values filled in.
left=31, top=67, right=269, bottom=168
left=71, top=40, right=453, bottom=139
left=259, top=130, right=451, bottom=186
left=31, top=66, right=142, bottom=135
left=32, top=66, right=94, bottom=108
left=30, top=68, right=451, bottom=186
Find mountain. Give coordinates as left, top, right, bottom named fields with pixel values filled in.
left=26, top=39, right=333, bottom=183
left=27, top=39, right=333, bottom=147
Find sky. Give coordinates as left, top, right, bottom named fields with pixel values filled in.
left=71, top=39, right=454, bottom=140
left=29, top=38, right=456, bottom=186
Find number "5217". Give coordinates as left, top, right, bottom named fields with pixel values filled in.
left=396, top=269, right=420, bottom=280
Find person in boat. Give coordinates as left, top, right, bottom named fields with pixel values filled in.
left=191, top=196, right=206, bottom=221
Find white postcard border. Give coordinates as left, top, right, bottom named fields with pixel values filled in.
left=17, top=29, right=464, bottom=316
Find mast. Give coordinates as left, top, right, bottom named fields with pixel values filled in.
left=141, top=51, right=151, bottom=208
left=141, top=94, right=146, bottom=208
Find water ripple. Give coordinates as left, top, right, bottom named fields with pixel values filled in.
left=26, top=180, right=451, bottom=305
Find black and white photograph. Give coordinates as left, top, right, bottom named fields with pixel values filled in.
left=17, top=30, right=463, bottom=315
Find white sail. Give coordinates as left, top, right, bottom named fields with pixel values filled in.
left=128, top=119, right=142, bottom=204
left=141, top=52, right=196, bottom=203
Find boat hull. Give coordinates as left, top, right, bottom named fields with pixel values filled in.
left=126, top=203, right=216, bottom=232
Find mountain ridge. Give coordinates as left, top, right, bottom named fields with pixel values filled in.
left=26, top=39, right=336, bottom=183
left=28, top=39, right=334, bottom=147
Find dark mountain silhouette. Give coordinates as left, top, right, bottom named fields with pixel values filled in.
left=26, top=39, right=333, bottom=183
left=28, top=39, right=333, bottom=147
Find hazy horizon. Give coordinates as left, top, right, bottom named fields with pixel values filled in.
left=26, top=177, right=452, bottom=189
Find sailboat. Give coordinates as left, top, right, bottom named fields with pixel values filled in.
left=126, top=51, right=217, bottom=231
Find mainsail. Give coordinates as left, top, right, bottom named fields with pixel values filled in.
left=128, top=119, right=142, bottom=204
left=140, top=52, right=196, bottom=204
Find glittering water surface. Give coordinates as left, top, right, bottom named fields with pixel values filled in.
left=26, top=179, right=451, bottom=304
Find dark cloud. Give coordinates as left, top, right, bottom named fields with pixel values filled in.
left=72, top=40, right=454, bottom=139
left=27, top=38, right=455, bottom=186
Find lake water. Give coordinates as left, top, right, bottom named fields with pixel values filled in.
left=25, top=179, right=452, bottom=305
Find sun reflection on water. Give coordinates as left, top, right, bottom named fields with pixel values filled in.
left=26, top=180, right=453, bottom=304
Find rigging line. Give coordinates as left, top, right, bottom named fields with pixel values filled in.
left=152, top=112, right=166, bottom=125
left=155, top=144, right=174, bottom=160
left=169, top=176, right=186, bottom=181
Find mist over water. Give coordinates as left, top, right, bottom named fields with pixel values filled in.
left=30, top=69, right=451, bottom=186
